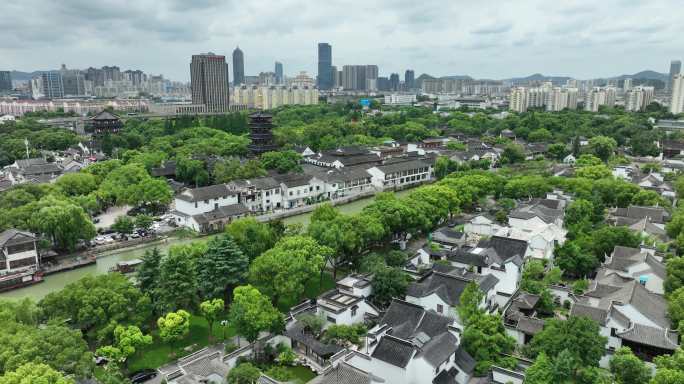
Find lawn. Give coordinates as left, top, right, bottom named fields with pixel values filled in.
left=279, top=365, right=317, bottom=384
left=278, top=272, right=336, bottom=312
left=127, top=314, right=235, bottom=372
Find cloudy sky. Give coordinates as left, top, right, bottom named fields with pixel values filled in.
left=2, top=0, right=681, bottom=81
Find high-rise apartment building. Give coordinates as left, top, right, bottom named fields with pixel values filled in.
left=509, top=87, right=528, bottom=113
left=622, top=78, right=633, bottom=92
left=625, top=86, right=654, bottom=112
left=0, top=71, right=11, bottom=92
left=123, top=70, right=145, bottom=86
left=232, top=47, right=245, bottom=86
left=669, top=60, right=682, bottom=91
left=36, top=71, right=64, bottom=99
left=509, top=85, right=577, bottom=112
left=275, top=62, right=283, bottom=85
left=258, top=72, right=277, bottom=86
left=190, top=53, right=230, bottom=112
left=317, top=43, right=333, bottom=90
left=546, top=87, right=578, bottom=111
left=405, top=70, right=415, bottom=90
left=671, top=74, right=684, bottom=115
left=585, top=87, right=616, bottom=112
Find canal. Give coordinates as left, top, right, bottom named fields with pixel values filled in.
left=0, top=189, right=413, bottom=301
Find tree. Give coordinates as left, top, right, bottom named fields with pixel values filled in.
left=111, top=215, right=135, bottom=235
left=581, top=226, right=641, bottom=263
left=134, top=214, right=154, bottom=231
left=547, top=143, right=568, bottom=160
left=200, top=299, right=224, bottom=341
left=226, top=362, right=261, bottom=384
left=526, top=317, right=607, bottom=368
left=588, top=136, right=617, bottom=162
left=249, top=236, right=329, bottom=306
left=609, top=347, right=651, bottom=384
left=0, top=363, right=74, bottom=384
left=575, top=154, right=603, bottom=167
left=39, top=274, right=152, bottom=345
left=157, top=247, right=198, bottom=312
left=260, top=150, right=303, bottom=173
left=229, top=285, right=283, bottom=343
left=528, top=128, right=552, bottom=142
left=0, top=321, right=93, bottom=378
left=322, top=324, right=367, bottom=346
left=136, top=247, right=162, bottom=298
left=525, top=353, right=555, bottom=384
left=225, top=217, right=278, bottom=261
left=96, top=325, right=152, bottom=365
left=157, top=310, right=191, bottom=345
left=575, top=164, right=612, bottom=179
left=652, top=348, right=684, bottom=384
left=665, top=257, right=684, bottom=294
left=555, top=241, right=599, bottom=277
left=462, top=312, right=517, bottom=375
left=176, top=157, right=209, bottom=187
left=668, top=287, right=684, bottom=332
left=55, top=173, right=98, bottom=196
left=458, top=282, right=484, bottom=325
left=196, top=235, right=248, bottom=301
left=33, top=197, right=96, bottom=251
left=500, top=143, right=526, bottom=164
left=564, top=199, right=596, bottom=234
left=371, top=267, right=410, bottom=307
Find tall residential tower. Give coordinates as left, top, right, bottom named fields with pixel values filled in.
left=190, top=53, right=230, bottom=112
left=669, top=60, right=682, bottom=91
left=275, top=61, right=283, bottom=84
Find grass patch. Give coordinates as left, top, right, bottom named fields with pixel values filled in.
left=278, top=273, right=336, bottom=312
left=127, top=314, right=235, bottom=372
left=280, top=365, right=317, bottom=383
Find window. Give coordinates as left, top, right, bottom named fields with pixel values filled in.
left=289, top=191, right=293, bottom=196
left=266, top=191, right=270, bottom=196
left=316, top=186, right=320, bottom=191
left=437, top=304, right=443, bottom=313
left=195, top=202, right=198, bottom=208
left=326, top=316, right=336, bottom=324
left=309, top=186, right=313, bottom=192
left=214, top=203, right=219, bottom=209
left=351, top=307, right=357, bottom=316
left=204, top=200, right=209, bottom=204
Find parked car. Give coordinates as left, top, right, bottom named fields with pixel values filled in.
left=129, top=369, right=157, bottom=383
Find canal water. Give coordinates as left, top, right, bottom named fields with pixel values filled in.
left=0, top=189, right=413, bottom=301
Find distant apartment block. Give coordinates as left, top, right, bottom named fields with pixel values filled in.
left=671, top=74, right=684, bottom=115
left=585, top=86, right=617, bottom=112
left=625, top=86, right=655, bottom=112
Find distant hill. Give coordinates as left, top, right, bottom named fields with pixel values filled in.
left=505, top=73, right=572, bottom=84
left=9, top=70, right=47, bottom=81
left=613, top=70, right=668, bottom=82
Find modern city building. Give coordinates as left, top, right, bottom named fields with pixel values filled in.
left=625, top=86, right=655, bottom=112
left=59, top=65, right=87, bottom=97
left=405, top=70, right=415, bottom=90
left=622, top=78, right=633, bottom=92
left=33, top=71, right=64, bottom=99
left=233, top=85, right=319, bottom=110
left=669, top=60, right=682, bottom=91
left=389, top=73, right=400, bottom=91
left=275, top=61, right=283, bottom=85
left=0, top=71, right=11, bottom=93
left=671, top=74, right=684, bottom=115
left=509, top=84, right=577, bottom=112
left=190, top=53, right=230, bottom=112
left=585, top=87, right=617, bottom=112
left=258, top=72, right=277, bottom=86
left=232, top=46, right=245, bottom=86
left=317, top=43, right=333, bottom=90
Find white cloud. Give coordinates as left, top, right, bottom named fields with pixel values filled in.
left=0, top=0, right=681, bottom=81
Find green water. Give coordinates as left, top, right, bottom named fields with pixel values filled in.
left=0, top=189, right=413, bottom=301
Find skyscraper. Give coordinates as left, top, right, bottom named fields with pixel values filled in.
left=669, top=60, right=682, bottom=91
left=0, top=71, right=11, bottom=92
left=389, top=73, right=400, bottom=91
left=190, top=53, right=230, bottom=112
left=275, top=61, right=283, bottom=85
left=317, top=43, right=333, bottom=90
left=232, top=47, right=245, bottom=86
left=405, top=70, right=415, bottom=90
left=671, top=74, right=684, bottom=115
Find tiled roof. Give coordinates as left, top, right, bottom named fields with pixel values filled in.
left=286, top=322, right=344, bottom=357
left=371, top=335, right=415, bottom=368
left=509, top=203, right=563, bottom=224
left=418, top=332, right=459, bottom=368
left=0, top=229, right=36, bottom=248
left=617, top=323, right=679, bottom=350
left=570, top=303, right=608, bottom=325
left=406, top=271, right=498, bottom=307
left=177, top=184, right=235, bottom=202
left=192, top=204, right=249, bottom=224
left=314, top=363, right=372, bottom=384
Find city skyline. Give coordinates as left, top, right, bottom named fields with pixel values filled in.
left=2, top=0, right=682, bottom=82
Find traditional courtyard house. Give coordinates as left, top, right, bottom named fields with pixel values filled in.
left=171, top=184, right=248, bottom=232
left=228, top=176, right=283, bottom=212
left=0, top=229, right=41, bottom=291
left=448, top=236, right=526, bottom=294
left=601, top=245, right=666, bottom=295
left=637, top=172, right=675, bottom=200
left=366, top=158, right=433, bottom=190
left=610, top=205, right=669, bottom=225
left=405, top=268, right=499, bottom=321
left=463, top=214, right=507, bottom=237
left=571, top=273, right=678, bottom=362
left=320, top=166, right=374, bottom=198
left=662, top=140, right=684, bottom=159
left=503, top=291, right=547, bottom=346
left=5, top=158, right=63, bottom=184
left=305, top=147, right=381, bottom=169
left=343, top=299, right=476, bottom=384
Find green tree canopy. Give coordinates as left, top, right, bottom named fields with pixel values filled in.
left=229, top=285, right=283, bottom=343
left=0, top=363, right=74, bottom=384
left=157, top=309, right=191, bottom=344
left=196, top=235, right=248, bottom=301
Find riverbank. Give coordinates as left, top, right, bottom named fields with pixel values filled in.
left=0, top=188, right=416, bottom=301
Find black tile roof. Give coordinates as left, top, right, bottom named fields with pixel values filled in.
left=371, top=335, right=415, bottom=368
